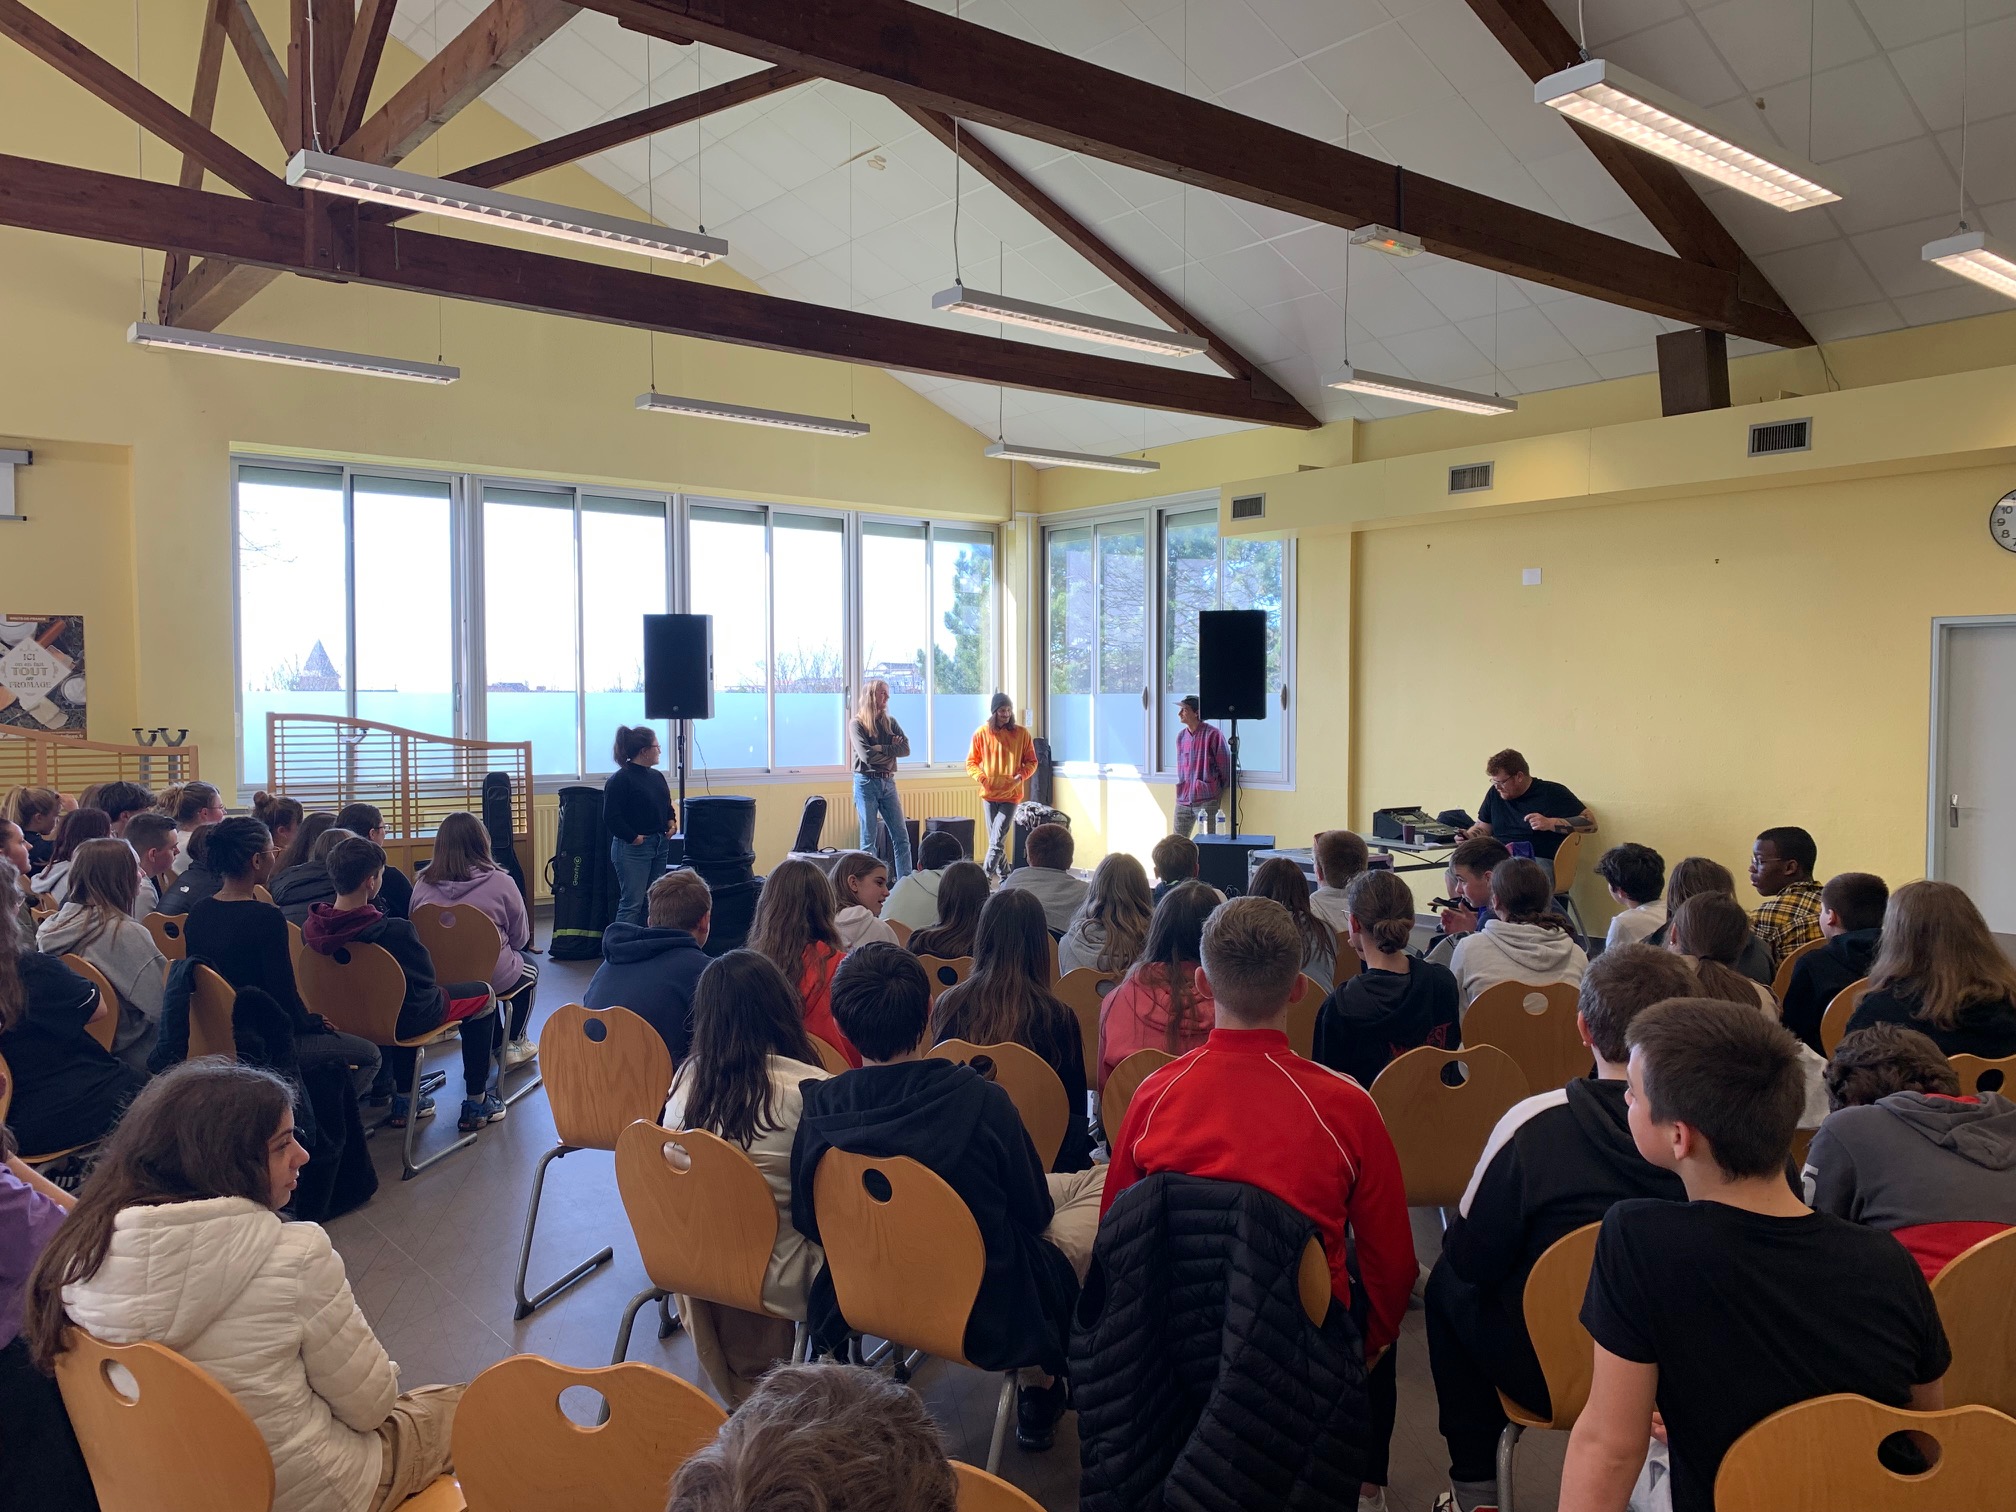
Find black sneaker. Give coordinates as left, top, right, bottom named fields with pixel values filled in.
left=1015, top=1378, right=1068, bottom=1452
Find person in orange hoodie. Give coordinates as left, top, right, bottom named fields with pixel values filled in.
left=967, top=694, right=1038, bottom=882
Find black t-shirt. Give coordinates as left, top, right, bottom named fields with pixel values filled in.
left=1581, top=1199, right=1950, bottom=1512
left=1477, top=777, right=1584, bottom=860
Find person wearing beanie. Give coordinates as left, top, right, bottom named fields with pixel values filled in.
left=966, top=694, right=1037, bottom=882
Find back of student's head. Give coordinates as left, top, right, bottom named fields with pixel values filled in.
left=167, top=781, right=223, bottom=827
left=1489, top=857, right=1569, bottom=930
left=1073, top=851, right=1153, bottom=973
left=251, top=791, right=302, bottom=837
left=1869, top=879, right=2016, bottom=1030
left=334, top=802, right=383, bottom=838
left=1663, top=855, right=1735, bottom=912
left=649, top=868, right=712, bottom=932
left=123, top=810, right=177, bottom=859
left=1314, top=829, right=1369, bottom=890
left=1249, top=856, right=1334, bottom=968
left=47, top=806, right=110, bottom=865
left=666, top=1363, right=957, bottom=1512
left=831, top=943, right=932, bottom=1063
left=202, top=816, right=273, bottom=881
left=747, top=858, right=839, bottom=977
left=1200, top=895, right=1303, bottom=1025
left=1821, top=871, right=1889, bottom=933
left=326, top=835, right=387, bottom=896
left=930, top=888, right=1062, bottom=1044
left=277, top=811, right=339, bottom=871
left=310, top=826, right=355, bottom=867
left=95, top=781, right=155, bottom=828
left=1756, top=824, right=1818, bottom=878
left=1449, top=835, right=1510, bottom=879
left=1825, top=1024, right=1960, bottom=1110
left=1578, top=944, right=1700, bottom=1065
left=425, top=811, right=495, bottom=883
left=1151, top=832, right=1199, bottom=885
left=181, top=822, right=217, bottom=872
left=1025, top=822, right=1073, bottom=871
left=2, top=785, right=60, bottom=831
left=65, top=839, right=141, bottom=924
left=682, top=950, right=819, bottom=1144
left=916, top=830, right=964, bottom=872
left=1594, top=843, right=1665, bottom=907
left=1628, top=998, right=1806, bottom=1179
left=1667, top=892, right=1762, bottom=1007
left=908, top=861, right=989, bottom=960
left=1344, top=869, right=1417, bottom=956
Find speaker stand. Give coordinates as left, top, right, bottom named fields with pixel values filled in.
left=673, top=720, right=689, bottom=845
left=1227, top=719, right=1241, bottom=838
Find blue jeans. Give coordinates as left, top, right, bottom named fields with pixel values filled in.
left=611, top=834, right=669, bottom=927
left=853, top=774, right=911, bottom=879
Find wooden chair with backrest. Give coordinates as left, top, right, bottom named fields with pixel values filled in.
left=1047, top=933, right=1060, bottom=985
left=187, top=964, right=238, bottom=1064
left=286, top=921, right=304, bottom=973
left=59, top=954, right=120, bottom=1051
left=1333, top=930, right=1362, bottom=983
left=1368, top=1045, right=1531, bottom=1212
left=252, top=885, right=272, bottom=905
left=142, top=912, right=185, bottom=962
left=1714, top=1395, right=2016, bottom=1511
left=1055, top=967, right=1124, bottom=1085
left=612, top=1121, right=800, bottom=1364
left=54, top=1329, right=462, bottom=1512
left=511, top=1004, right=673, bottom=1320
left=1494, top=1223, right=1601, bottom=1512
left=914, top=953, right=975, bottom=1004
left=810, top=1036, right=853, bottom=1075
left=1930, top=1226, right=2016, bottom=1417
left=1818, top=977, right=1871, bottom=1056
left=1286, top=974, right=1328, bottom=1059
left=927, top=1039, right=1070, bottom=1170
left=887, top=918, right=912, bottom=946
left=296, top=939, right=491, bottom=1181
left=1101, top=1048, right=1175, bottom=1145
left=811, top=1149, right=1019, bottom=1474
left=1948, top=1054, right=2016, bottom=1098
left=454, top=1353, right=723, bottom=1512
left=1548, top=830, right=1584, bottom=900
left=1463, top=980, right=1592, bottom=1092
left=954, top=1462, right=1047, bottom=1511
left=412, top=901, right=539, bottom=1105
left=1770, top=936, right=1827, bottom=1005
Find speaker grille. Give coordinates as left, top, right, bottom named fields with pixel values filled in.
left=1749, top=419, right=1811, bottom=456
left=1230, top=493, right=1266, bottom=520
left=1448, top=462, right=1494, bottom=494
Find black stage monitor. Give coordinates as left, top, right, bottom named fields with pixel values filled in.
left=1198, top=609, right=1268, bottom=721
left=643, top=613, right=714, bottom=721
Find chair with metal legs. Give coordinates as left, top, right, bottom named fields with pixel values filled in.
left=511, top=1004, right=674, bottom=1320
left=1494, top=1223, right=1601, bottom=1512
left=413, top=901, right=541, bottom=1107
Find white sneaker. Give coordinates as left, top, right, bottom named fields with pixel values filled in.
left=1358, top=1488, right=1388, bottom=1512
left=500, top=1038, right=538, bottom=1069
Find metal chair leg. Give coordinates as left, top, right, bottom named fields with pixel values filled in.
left=791, top=1322, right=809, bottom=1364
left=402, top=1041, right=477, bottom=1180
left=511, top=1143, right=614, bottom=1319
left=657, top=1291, right=680, bottom=1337
left=1496, top=1421, right=1524, bottom=1512
left=494, top=990, right=543, bottom=1107
left=985, top=1373, right=1016, bottom=1475
left=612, top=1286, right=666, bottom=1365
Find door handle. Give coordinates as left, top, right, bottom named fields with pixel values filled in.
left=1951, top=794, right=1962, bottom=829
left=1141, top=686, right=1149, bottom=709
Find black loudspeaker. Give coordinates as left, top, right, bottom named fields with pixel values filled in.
left=683, top=795, right=756, bottom=869
left=643, top=613, right=714, bottom=720
left=1198, top=609, right=1268, bottom=721
left=1194, top=834, right=1277, bottom=896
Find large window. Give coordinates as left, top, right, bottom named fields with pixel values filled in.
left=1046, top=497, right=1292, bottom=783
left=859, top=520, right=999, bottom=765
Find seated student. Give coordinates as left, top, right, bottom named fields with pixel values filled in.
left=998, top=823, right=1087, bottom=934
left=1747, top=825, right=1824, bottom=968
left=155, top=821, right=224, bottom=916
left=1098, top=881, right=1218, bottom=1087
left=668, top=1364, right=957, bottom=1512
left=1805, top=1024, right=2016, bottom=1281
left=303, top=837, right=499, bottom=1132
left=251, top=792, right=304, bottom=861
left=3, top=787, right=63, bottom=872
left=411, top=812, right=538, bottom=1069
left=882, top=831, right=963, bottom=934
left=30, top=807, right=110, bottom=908
left=1595, top=843, right=1666, bottom=950
left=748, top=858, right=855, bottom=1067
left=829, top=851, right=899, bottom=951
left=94, top=782, right=155, bottom=839
left=2, top=821, right=33, bottom=947
left=1643, top=855, right=1774, bottom=984
left=664, top=950, right=829, bottom=1407
left=792, top=945, right=1106, bottom=1451
left=1248, top=855, right=1340, bottom=991
left=35, top=838, right=168, bottom=1075
left=1848, top=879, right=2016, bottom=1058
left=28, top=1062, right=465, bottom=1512
left=124, top=811, right=182, bottom=919
left=1425, top=945, right=1697, bottom=1512
left=269, top=813, right=343, bottom=924
left=904, top=860, right=988, bottom=962
left=932, top=890, right=1094, bottom=1174
left=1309, top=828, right=1370, bottom=934
left=1149, top=833, right=1200, bottom=904
left=584, top=868, right=713, bottom=1063
left=1058, top=851, right=1153, bottom=978
left=0, top=857, right=144, bottom=1156
left=161, top=781, right=226, bottom=875
left=1313, top=869, right=1460, bottom=1090
left=333, top=805, right=412, bottom=919
left=1781, top=872, right=1888, bottom=1055
left=0, top=1121, right=90, bottom=1511
left=1426, top=837, right=1512, bottom=966
left=1450, top=859, right=1588, bottom=1009
left=1561, top=998, right=1950, bottom=1512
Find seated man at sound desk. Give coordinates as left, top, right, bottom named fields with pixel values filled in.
left=1464, top=749, right=1593, bottom=863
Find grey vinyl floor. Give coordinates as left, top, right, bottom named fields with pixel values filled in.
left=327, top=951, right=1565, bottom=1511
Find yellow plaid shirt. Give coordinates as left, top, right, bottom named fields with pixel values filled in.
left=1750, top=881, right=1824, bottom=967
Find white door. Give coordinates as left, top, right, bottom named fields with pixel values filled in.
left=1932, top=619, right=2016, bottom=933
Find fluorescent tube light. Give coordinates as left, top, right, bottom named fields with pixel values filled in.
left=1349, top=224, right=1423, bottom=257
left=1327, top=364, right=1517, bottom=416
left=984, top=441, right=1159, bottom=473
left=127, top=322, right=458, bottom=383
left=287, top=150, right=729, bottom=264
left=1535, top=59, right=1841, bottom=211
left=635, top=392, right=870, bottom=437
left=932, top=284, right=1207, bottom=358
left=1922, top=229, right=2016, bottom=301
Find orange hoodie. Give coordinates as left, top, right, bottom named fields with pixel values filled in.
left=965, top=722, right=1037, bottom=803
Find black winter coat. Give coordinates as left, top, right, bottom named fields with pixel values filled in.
left=1071, top=1174, right=1370, bottom=1512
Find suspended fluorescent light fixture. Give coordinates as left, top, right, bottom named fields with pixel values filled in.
left=635, top=392, right=869, bottom=437
left=1328, top=364, right=1517, bottom=416
left=1350, top=224, right=1423, bottom=257
left=286, top=150, right=729, bottom=264
left=1921, top=228, right=2016, bottom=301
left=932, top=283, right=1208, bottom=358
left=127, top=321, right=458, bottom=383
left=1535, top=60, right=1840, bottom=211
left=984, top=441, right=1159, bottom=474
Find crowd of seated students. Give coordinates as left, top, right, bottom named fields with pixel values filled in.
left=1057, top=851, right=1152, bottom=977
left=34, top=838, right=167, bottom=1076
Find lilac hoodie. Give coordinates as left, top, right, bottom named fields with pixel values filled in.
left=410, top=867, right=530, bottom=991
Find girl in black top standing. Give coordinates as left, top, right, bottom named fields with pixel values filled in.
left=605, top=725, right=674, bottom=928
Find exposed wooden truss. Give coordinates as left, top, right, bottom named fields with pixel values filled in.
left=158, top=0, right=235, bottom=315
left=330, top=0, right=398, bottom=144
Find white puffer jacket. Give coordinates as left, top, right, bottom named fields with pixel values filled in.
left=61, top=1196, right=396, bottom=1512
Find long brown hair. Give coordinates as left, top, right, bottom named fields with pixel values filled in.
left=0, top=859, right=24, bottom=1032
left=2, top=786, right=61, bottom=833
left=829, top=850, right=888, bottom=913
left=1664, top=855, right=1736, bottom=912
left=1668, top=893, right=1767, bottom=1009
left=1346, top=869, right=1417, bottom=956
left=424, top=811, right=496, bottom=884
left=676, top=950, right=820, bottom=1147
left=1069, top=852, right=1155, bottom=974
left=1868, top=880, right=2016, bottom=1031
left=57, top=839, right=143, bottom=951
left=748, top=859, right=840, bottom=980
left=275, top=810, right=337, bottom=872
left=1248, top=856, right=1337, bottom=968
left=1131, top=881, right=1217, bottom=1052
left=908, top=861, right=988, bottom=960
left=45, top=807, right=110, bottom=867
left=25, top=1062, right=294, bottom=1372
left=930, top=888, right=1072, bottom=1047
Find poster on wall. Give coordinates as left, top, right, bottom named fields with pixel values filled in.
left=0, top=615, right=87, bottom=733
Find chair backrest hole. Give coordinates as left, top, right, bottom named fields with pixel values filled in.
left=1876, top=1428, right=1940, bottom=1476
left=1095, top=978, right=1116, bottom=999
left=661, top=1139, right=692, bottom=1173
left=332, top=946, right=352, bottom=965
left=861, top=1167, right=893, bottom=1203
left=583, top=1017, right=608, bottom=1043
left=1521, top=992, right=1547, bottom=1016
left=1979, top=1068, right=2005, bottom=1094
left=937, top=966, right=957, bottom=986
left=969, top=1054, right=998, bottom=1082
left=1439, top=1059, right=1471, bottom=1089
left=164, top=922, right=181, bottom=938
left=101, top=1359, right=140, bottom=1404
left=557, top=1384, right=608, bottom=1427
left=439, top=912, right=459, bottom=930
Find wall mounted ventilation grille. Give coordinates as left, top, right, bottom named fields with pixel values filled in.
left=1230, top=493, right=1266, bottom=520
left=1749, top=419, right=1812, bottom=456
left=1448, top=462, right=1495, bottom=494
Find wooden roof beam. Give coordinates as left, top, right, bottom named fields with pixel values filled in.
left=157, top=0, right=234, bottom=319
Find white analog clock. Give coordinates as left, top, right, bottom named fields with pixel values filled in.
left=1994, top=491, right=2016, bottom=553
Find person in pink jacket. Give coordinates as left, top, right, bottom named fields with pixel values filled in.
left=1097, top=882, right=1219, bottom=1087
left=411, top=813, right=539, bottom=1069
